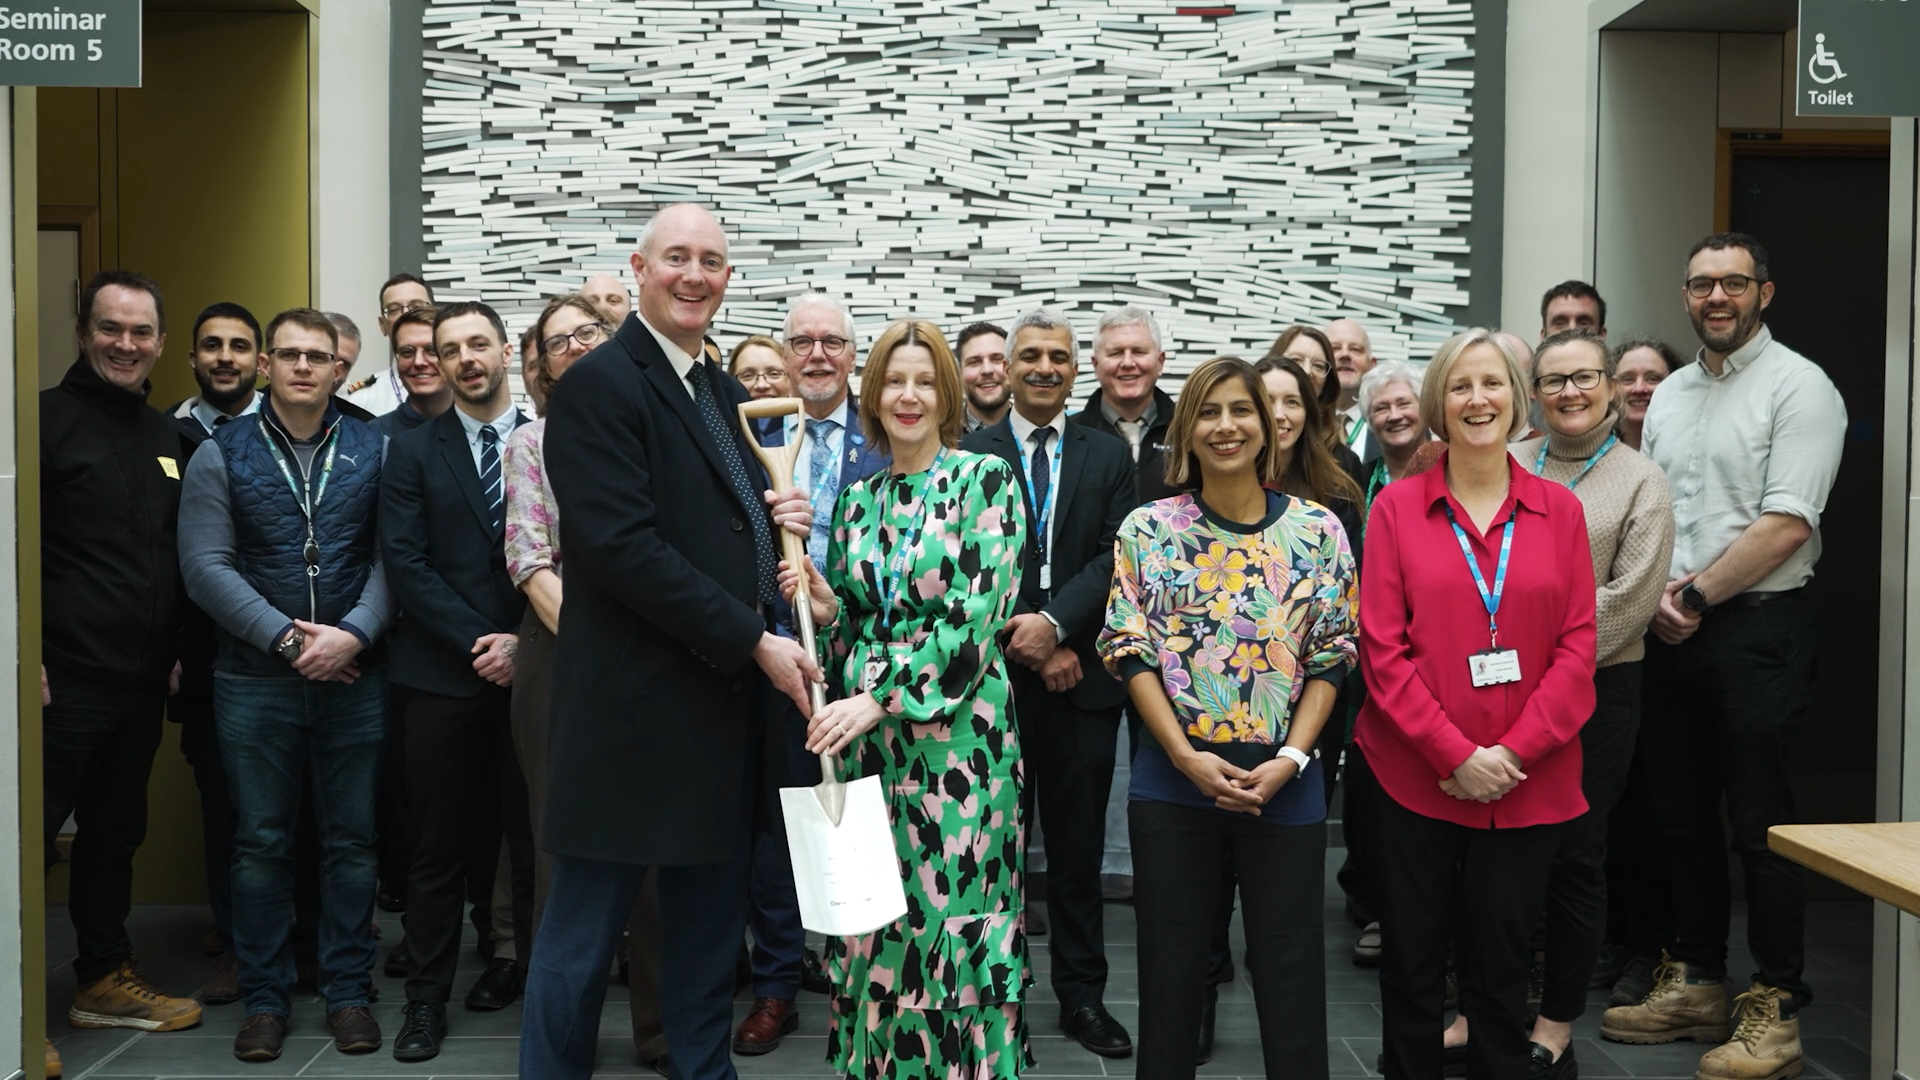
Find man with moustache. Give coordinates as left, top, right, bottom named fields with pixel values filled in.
left=178, top=307, right=393, bottom=1062
left=1072, top=305, right=1179, bottom=506
left=379, top=301, right=536, bottom=1062
left=372, top=308, right=454, bottom=440
left=168, top=301, right=265, bottom=1006
left=962, top=307, right=1137, bottom=1059
left=42, top=271, right=203, bottom=1052
left=346, top=273, right=437, bottom=415
left=1603, top=233, right=1845, bottom=1080
left=1326, top=318, right=1381, bottom=464
left=583, top=272, right=633, bottom=324
left=523, top=202, right=821, bottom=1080
left=957, top=321, right=1011, bottom=433
left=731, top=290, right=890, bottom=1056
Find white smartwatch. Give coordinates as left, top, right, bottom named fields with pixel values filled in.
left=1276, top=745, right=1313, bottom=772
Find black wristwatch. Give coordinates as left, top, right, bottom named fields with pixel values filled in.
left=1679, top=583, right=1712, bottom=616
left=276, top=627, right=306, bottom=661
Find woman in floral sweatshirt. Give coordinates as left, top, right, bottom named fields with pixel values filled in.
left=1099, top=356, right=1358, bottom=1080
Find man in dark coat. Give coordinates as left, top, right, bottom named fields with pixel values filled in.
left=521, top=203, right=819, bottom=1080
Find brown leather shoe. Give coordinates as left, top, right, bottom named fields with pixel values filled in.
left=328, top=1006, right=382, bottom=1054
left=45, top=1038, right=60, bottom=1078
left=202, top=951, right=240, bottom=1006
left=731, top=997, right=799, bottom=1055
left=233, top=1013, right=287, bottom=1061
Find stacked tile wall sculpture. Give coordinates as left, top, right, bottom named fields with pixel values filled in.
left=419, top=0, right=1477, bottom=389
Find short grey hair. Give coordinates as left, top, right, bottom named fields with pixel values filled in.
left=323, top=311, right=360, bottom=346
left=783, top=291, right=856, bottom=346
left=1008, top=307, right=1079, bottom=364
left=1095, top=305, right=1164, bottom=354
left=1356, top=360, right=1422, bottom=418
left=635, top=202, right=728, bottom=260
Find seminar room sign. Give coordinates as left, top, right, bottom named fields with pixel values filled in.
left=0, top=1, right=140, bottom=88
left=1797, top=0, right=1920, bottom=117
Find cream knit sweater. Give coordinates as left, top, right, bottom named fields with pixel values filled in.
left=1515, top=415, right=1675, bottom=667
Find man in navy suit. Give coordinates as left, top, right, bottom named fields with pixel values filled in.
left=522, top=204, right=819, bottom=1080
left=963, top=307, right=1140, bottom=1059
left=731, top=291, right=891, bottom=1056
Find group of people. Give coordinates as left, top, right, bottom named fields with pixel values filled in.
left=38, top=201, right=1843, bottom=1080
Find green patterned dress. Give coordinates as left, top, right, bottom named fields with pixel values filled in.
left=820, top=449, right=1033, bottom=1080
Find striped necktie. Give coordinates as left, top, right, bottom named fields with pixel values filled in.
left=479, top=424, right=503, bottom=532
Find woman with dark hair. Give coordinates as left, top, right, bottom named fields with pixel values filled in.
left=1101, top=355, right=1357, bottom=1080
left=1254, top=354, right=1367, bottom=560
left=1264, top=324, right=1367, bottom=481
left=1609, top=336, right=1686, bottom=451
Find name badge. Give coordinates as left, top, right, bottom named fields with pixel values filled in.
left=1039, top=564, right=1052, bottom=591
left=862, top=658, right=886, bottom=694
left=1470, top=649, right=1522, bottom=687
left=157, top=456, right=180, bottom=480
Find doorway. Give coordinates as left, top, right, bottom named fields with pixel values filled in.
left=1720, top=134, right=1890, bottom=844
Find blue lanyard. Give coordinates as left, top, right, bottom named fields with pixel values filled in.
left=1443, top=503, right=1515, bottom=648
left=1014, top=425, right=1063, bottom=563
left=877, top=448, right=947, bottom=632
left=1533, top=432, right=1617, bottom=490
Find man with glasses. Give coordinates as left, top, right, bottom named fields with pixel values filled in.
left=179, top=308, right=394, bottom=1062
left=346, top=273, right=438, bottom=416
left=379, top=301, right=535, bottom=1062
left=728, top=290, right=889, bottom=1057
left=41, top=272, right=203, bottom=1066
left=957, top=321, right=1011, bottom=433
left=372, top=307, right=453, bottom=439
left=1602, top=233, right=1845, bottom=1080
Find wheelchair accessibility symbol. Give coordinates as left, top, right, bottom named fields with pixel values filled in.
left=1808, top=33, right=1847, bottom=85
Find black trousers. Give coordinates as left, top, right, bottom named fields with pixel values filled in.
left=1373, top=789, right=1561, bottom=1080
left=377, top=682, right=411, bottom=903
left=401, top=685, right=535, bottom=1003
left=1640, top=597, right=1814, bottom=1005
left=1604, top=721, right=1671, bottom=956
left=1539, top=663, right=1641, bottom=1021
left=1132, top=800, right=1327, bottom=1080
left=42, top=666, right=168, bottom=986
left=1014, top=670, right=1121, bottom=1013
left=1335, top=742, right=1383, bottom=914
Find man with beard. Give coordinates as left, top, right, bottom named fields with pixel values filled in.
left=962, top=307, right=1136, bottom=1060
left=583, top=272, right=632, bottom=325
left=1602, top=233, right=1845, bottom=1080
left=378, top=301, right=535, bottom=1062
left=1326, top=318, right=1380, bottom=464
left=957, top=321, right=1010, bottom=432
left=371, top=307, right=453, bottom=439
left=1072, top=305, right=1178, bottom=506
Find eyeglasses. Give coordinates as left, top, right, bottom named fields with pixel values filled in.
left=267, top=347, right=337, bottom=368
left=787, top=335, right=851, bottom=358
left=542, top=322, right=609, bottom=358
left=394, top=344, right=434, bottom=361
left=1685, top=274, right=1755, bottom=298
left=735, top=371, right=785, bottom=386
left=1533, top=368, right=1607, bottom=395
left=381, top=299, right=435, bottom=318
left=1285, top=353, right=1331, bottom=377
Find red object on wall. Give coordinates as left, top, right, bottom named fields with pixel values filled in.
left=1175, top=6, right=1236, bottom=15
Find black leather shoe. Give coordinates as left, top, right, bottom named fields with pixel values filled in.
left=464, top=958, right=522, bottom=1011
left=384, top=938, right=411, bottom=980
left=1196, top=986, right=1218, bottom=1065
left=799, top=948, right=831, bottom=995
left=1060, top=1005, right=1132, bottom=1058
left=1377, top=1044, right=1470, bottom=1077
left=1528, top=1041, right=1578, bottom=1080
left=392, top=1001, right=447, bottom=1063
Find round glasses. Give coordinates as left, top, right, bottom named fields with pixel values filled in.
left=542, top=322, right=609, bottom=358
left=787, top=335, right=851, bottom=358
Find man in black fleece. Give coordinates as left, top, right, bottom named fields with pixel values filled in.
left=41, top=269, right=203, bottom=1035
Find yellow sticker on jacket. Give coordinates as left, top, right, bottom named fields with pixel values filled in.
left=157, top=456, right=180, bottom=480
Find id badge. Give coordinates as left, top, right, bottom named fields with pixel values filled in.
left=1469, top=649, right=1522, bottom=687
left=861, top=658, right=887, bottom=694
left=1039, top=564, right=1052, bottom=591
left=862, top=643, right=913, bottom=695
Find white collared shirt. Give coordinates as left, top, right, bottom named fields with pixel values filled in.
left=455, top=402, right=522, bottom=476
left=1642, top=325, right=1847, bottom=592
left=637, top=314, right=700, bottom=399
left=188, top=393, right=261, bottom=435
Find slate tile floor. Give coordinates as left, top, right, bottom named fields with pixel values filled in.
left=47, top=872, right=1873, bottom=1079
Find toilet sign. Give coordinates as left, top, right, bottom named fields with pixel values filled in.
left=1797, top=0, right=1920, bottom=117
left=0, top=1, right=140, bottom=87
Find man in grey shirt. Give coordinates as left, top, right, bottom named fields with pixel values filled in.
left=179, top=307, right=395, bottom=1064
left=1601, top=233, right=1846, bottom=1080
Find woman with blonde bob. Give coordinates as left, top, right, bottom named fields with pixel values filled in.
left=778, top=319, right=1032, bottom=1078
left=1100, top=356, right=1357, bottom=1079
left=1356, top=328, right=1597, bottom=1080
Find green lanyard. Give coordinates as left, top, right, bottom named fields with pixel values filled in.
left=259, top=417, right=341, bottom=618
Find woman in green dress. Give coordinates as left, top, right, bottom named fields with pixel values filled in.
left=780, top=318, right=1032, bottom=1079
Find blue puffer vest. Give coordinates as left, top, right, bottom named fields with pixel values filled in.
left=213, top=402, right=385, bottom=677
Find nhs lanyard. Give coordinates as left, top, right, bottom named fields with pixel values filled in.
left=1533, top=432, right=1617, bottom=490
left=877, top=448, right=947, bottom=632
left=259, top=417, right=341, bottom=618
left=1014, top=426, right=1063, bottom=565
left=1443, top=504, right=1515, bottom=648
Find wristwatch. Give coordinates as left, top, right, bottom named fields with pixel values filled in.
left=1679, top=583, right=1713, bottom=616
left=1276, top=745, right=1313, bottom=772
left=276, top=627, right=306, bottom=662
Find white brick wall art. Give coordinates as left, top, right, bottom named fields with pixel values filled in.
left=418, top=0, right=1477, bottom=395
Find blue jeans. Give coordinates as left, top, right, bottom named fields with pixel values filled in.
left=215, top=672, right=386, bottom=1016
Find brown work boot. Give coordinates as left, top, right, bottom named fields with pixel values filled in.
left=233, top=1012, right=287, bottom=1061
left=1695, top=984, right=1803, bottom=1080
left=68, top=958, right=204, bottom=1031
left=202, top=950, right=240, bottom=1006
left=1600, top=952, right=1730, bottom=1045
left=45, top=1038, right=60, bottom=1078
left=328, top=1005, right=382, bottom=1054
